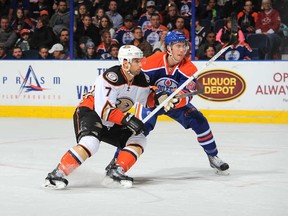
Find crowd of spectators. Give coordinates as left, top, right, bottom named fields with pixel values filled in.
left=0, top=0, right=287, bottom=60
left=0, top=0, right=70, bottom=59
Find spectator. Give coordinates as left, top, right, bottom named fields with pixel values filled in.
left=38, top=45, right=51, bottom=59
left=255, top=0, right=282, bottom=59
left=39, top=10, right=50, bottom=19
left=163, top=3, right=179, bottom=31
left=96, top=29, right=114, bottom=59
left=221, top=41, right=252, bottom=60
left=58, top=28, right=69, bottom=55
left=8, top=0, right=30, bottom=22
left=74, top=14, right=100, bottom=50
left=143, top=13, right=168, bottom=46
left=10, top=8, right=35, bottom=35
left=92, top=7, right=105, bottom=28
left=15, top=28, right=31, bottom=51
left=130, top=26, right=153, bottom=57
left=200, top=0, right=221, bottom=26
left=0, top=16, right=18, bottom=50
left=98, top=15, right=115, bottom=39
left=153, top=29, right=168, bottom=52
left=105, top=43, right=119, bottom=60
left=49, top=0, right=69, bottom=37
left=195, top=18, right=208, bottom=53
left=11, top=46, right=25, bottom=59
left=105, top=0, right=123, bottom=30
left=30, top=15, right=56, bottom=50
left=216, top=17, right=245, bottom=45
left=48, top=42, right=69, bottom=59
left=113, top=14, right=135, bottom=46
left=0, top=42, right=8, bottom=59
left=197, top=31, right=222, bottom=59
left=178, top=0, right=192, bottom=18
left=237, top=0, right=258, bottom=34
left=201, top=44, right=217, bottom=60
left=29, top=0, right=53, bottom=20
left=178, top=0, right=194, bottom=29
left=90, top=0, right=107, bottom=16
left=138, top=1, right=163, bottom=31
left=83, top=40, right=97, bottom=59
left=173, top=16, right=190, bottom=41
left=74, top=0, right=92, bottom=15
left=74, top=3, right=88, bottom=30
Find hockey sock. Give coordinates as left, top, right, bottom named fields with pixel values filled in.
left=113, top=147, right=121, bottom=159
left=116, top=147, right=139, bottom=172
left=197, top=128, right=218, bottom=156
left=58, top=148, right=85, bottom=176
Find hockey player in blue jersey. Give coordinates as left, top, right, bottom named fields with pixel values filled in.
left=106, top=31, right=229, bottom=175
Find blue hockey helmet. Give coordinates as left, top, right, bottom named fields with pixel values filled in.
left=164, top=31, right=187, bottom=46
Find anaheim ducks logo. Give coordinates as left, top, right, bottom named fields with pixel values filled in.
left=115, top=97, right=134, bottom=112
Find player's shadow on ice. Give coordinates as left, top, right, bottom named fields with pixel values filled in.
left=134, top=167, right=215, bottom=186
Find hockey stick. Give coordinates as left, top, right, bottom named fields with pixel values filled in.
left=142, top=44, right=233, bottom=123
left=174, top=80, right=204, bottom=98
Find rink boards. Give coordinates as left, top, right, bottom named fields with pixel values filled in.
left=0, top=60, right=287, bottom=124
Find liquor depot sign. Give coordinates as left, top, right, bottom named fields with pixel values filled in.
left=197, top=70, right=246, bottom=102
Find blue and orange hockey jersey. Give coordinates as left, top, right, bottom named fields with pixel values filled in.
left=141, top=52, right=198, bottom=108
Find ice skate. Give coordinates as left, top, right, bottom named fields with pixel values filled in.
left=42, top=168, right=68, bottom=189
left=208, top=155, right=230, bottom=175
left=104, top=164, right=133, bottom=188
left=105, top=157, right=117, bottom=171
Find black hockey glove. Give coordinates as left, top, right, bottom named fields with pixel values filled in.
left=121, top=113, right=145, bottom=135
left=154, top=91, right=179, bottom=112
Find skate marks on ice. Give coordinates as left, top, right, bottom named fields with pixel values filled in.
left=0, top=118, right=288, bottom=216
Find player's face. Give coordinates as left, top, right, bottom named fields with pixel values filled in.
left=129, top=58, right=142, bottom=76
left=171, top=42, right=187, bottom=61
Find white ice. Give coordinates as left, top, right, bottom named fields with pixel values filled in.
left=0, top=118, right=287, bottom=216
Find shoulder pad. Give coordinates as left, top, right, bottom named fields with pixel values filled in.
left=103, top=66, right=125, bottom=85
left=133, top=72, right=150, bottom=87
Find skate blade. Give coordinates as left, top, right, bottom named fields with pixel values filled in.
left=101, top=176, right=133, bottom=189
left=41, top=179, right=67, bottom=190
left=214, top=168, right=230, bottom=176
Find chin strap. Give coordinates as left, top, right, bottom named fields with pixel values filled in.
left=122, top=63, right=134, bottom=77
left=127, top=71, right=134, bottom=77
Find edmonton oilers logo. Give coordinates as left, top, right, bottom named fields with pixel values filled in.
left=155, top=78, right=178, bottom=92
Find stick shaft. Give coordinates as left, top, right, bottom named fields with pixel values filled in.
left=142, top=45, right=231, bottom=123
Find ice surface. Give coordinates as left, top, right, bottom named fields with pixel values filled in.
left=0, top=118, right=287, bottom=216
